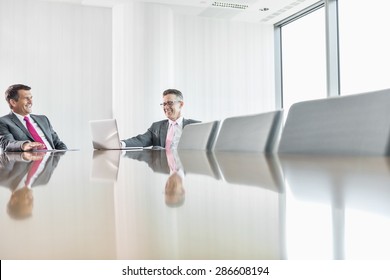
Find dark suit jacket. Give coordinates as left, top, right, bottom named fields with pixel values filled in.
left=122, top=118, right=200, bottom=148
left=0, top=112, right=67, bottom=152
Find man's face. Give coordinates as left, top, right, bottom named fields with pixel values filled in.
left=162, top=94, right=183, bottom=121
left=10, top=89, right=33, bottom=116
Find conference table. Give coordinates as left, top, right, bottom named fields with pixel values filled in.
left=1, top=149, right=389, bottom=260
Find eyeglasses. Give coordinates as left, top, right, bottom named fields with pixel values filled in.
left=160, top=101, right=180, bottom=107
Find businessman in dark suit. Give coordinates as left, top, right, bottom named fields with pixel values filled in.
left=121, top=89, right=200, bottom=149
left=0, top=84, right=67, bottom=152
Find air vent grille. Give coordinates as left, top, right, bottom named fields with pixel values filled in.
left=261, top=0, right=307, bottom=22
left=212, top=1, right=248, bottom=10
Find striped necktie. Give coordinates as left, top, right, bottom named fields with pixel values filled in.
left=165, top=121, right=177, bottom=150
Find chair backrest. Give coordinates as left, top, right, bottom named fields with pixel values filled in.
left=213, top=110, right=283, bottom=153
left=178, top=121, right=220, bottom=150
left=278, top=88, right=390, bottom=155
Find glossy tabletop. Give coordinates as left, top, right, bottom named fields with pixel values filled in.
left=0, top=150, right=389, bottom=260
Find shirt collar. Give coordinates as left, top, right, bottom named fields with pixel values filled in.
left=12, top=111, right=31, bottom=123
left=169, top=116, right=183, bottom=126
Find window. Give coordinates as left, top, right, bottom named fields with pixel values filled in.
left=276, top=4, right=327, bottom=118
left=338, top=0, right=390, bottom=94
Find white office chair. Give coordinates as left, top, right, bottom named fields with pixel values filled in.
left=177, top=120, right=220, bottom=151
left=278, top=88, right=390, bottom=155
left=213, top=110, right=283, bottom=153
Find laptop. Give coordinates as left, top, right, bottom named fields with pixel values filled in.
left=89, top=119, right=143, bottom=150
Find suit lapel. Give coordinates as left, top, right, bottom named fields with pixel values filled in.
left=9, top=113, right=34, bottom=141
left=182, top=118, right=189, bottom=128
left=30, top=115, right=54, bottom=147
left=160, top=120, right=169, bottom=147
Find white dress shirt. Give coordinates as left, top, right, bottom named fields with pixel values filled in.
left=168, top=116, right=183, bottom=150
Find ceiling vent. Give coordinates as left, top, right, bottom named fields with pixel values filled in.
left=261, top=0, right=307, bottom=22
left=211, top=1, right=249, bottom=10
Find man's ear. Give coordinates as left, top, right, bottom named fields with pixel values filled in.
left=9, top=99, right=16, bottom=108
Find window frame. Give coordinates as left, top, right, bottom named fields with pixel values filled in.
left=274, top=0, right=340, bottom=109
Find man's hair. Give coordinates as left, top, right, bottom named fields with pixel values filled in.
left=163, top=89, right=183, bottom=100
left=5, top=84, right=31, bottom=105
left=7, top=188, right=33, bottom=220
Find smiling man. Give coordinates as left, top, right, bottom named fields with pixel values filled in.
left=0, top=84, right=67, bottom=152
left=121, top=89, right=200, bottom=149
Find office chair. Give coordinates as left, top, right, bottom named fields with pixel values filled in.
left=213, top=110, right=283, bottom=153
left=177, top=120, right=220, bottom=151
left=278, top=88, right=390, bottom=155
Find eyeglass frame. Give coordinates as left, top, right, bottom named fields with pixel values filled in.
left=160, top=100, right=182, bottom=107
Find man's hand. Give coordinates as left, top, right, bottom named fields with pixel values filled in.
left=22, top=142, right=46, bottom=151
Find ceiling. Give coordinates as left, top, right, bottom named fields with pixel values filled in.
left=35, top=0, right=320, bottom=23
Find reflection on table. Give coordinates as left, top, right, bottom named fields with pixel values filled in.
left=0, top=152, right=64, bottom=220
left=280, top=155, right=390, bottom=259
left=118, top=149, right=284, bottom=259
left=1, top=150, right=389, bottom=260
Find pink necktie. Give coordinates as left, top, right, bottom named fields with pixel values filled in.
left=165, top=121, right=176, bottom=150
left=24, top=116, right=46, bottom=149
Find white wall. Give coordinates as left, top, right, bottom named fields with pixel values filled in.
left=1, top=0, right=276, bottom=147
left=113, top=2, right=175, bottom=138
left=0, top=0, right=112, bottom=150
left=174, top=14, right=276, bottom=121
left=113, top=2, right=275, bottom=139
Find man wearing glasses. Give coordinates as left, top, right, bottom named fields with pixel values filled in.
left=121, top=89, right=200, bottom=149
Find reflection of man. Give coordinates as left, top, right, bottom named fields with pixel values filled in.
left=123, top=149, right=170, bottom=174
left=0, top=152, right=63, bottom=219
left=165, top=173, right=185, bottom=207
left=165, top=149, right=185, bottom=207
left=123, top=149, right=186, bottom=207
